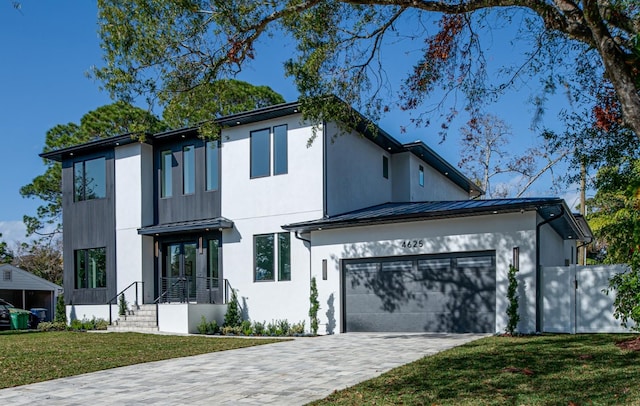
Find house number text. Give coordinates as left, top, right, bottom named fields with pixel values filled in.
left=401, top=240, right=424, bottom=248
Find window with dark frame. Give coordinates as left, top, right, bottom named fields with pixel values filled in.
left=73, top=157, right=106, bottom=202
left=161, top=150, right=173, bottom=198
left=3, top=269, right=11, bottom=281
left=250, top=128, right=271, bottom=178
left=205, top=141, right=219, bottom=191
left=254, top=232, right=291, bottom=282
left=419, top=165, right=424, bottom=187
left=273, top=124, right=288, bottom=175
left=182, top=145, right=195, bottom=195
left=75, top=247, right=106, bottom=289
left=382, top=156, right=389, bottom=179
left=207, top=239, right=219, bottom=288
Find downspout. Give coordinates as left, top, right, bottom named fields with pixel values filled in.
left=535, top=205, right=564, bottom=333
left=294, top=231, right=313, bottom=329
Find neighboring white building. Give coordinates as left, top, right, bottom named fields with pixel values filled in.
left=41, top=101, right=591, bottom=334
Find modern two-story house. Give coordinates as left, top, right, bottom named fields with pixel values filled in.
left=42, top=101, right=591, bottom=334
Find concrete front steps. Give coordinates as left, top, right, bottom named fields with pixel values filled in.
left=108, top=304, right=159, bottom=333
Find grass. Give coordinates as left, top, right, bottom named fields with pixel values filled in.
left=0, top=331, right=284, bottom=389
left=311, top=334, right=640, bottom=405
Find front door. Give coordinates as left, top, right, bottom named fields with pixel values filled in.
left=162, top=242, right=197, bottom=302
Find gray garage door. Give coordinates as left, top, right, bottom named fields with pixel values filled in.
left=343, top=252, right=496, bottom=333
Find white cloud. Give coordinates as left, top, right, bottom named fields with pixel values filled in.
left=0, top=221, right=29, bottom=247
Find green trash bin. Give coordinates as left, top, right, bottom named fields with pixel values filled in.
left=10, top=309, right=30, bottom=330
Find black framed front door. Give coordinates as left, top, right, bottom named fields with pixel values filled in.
left=162, top=241, right=197, bottom=302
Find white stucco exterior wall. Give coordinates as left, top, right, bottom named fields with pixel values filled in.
left=220, top=114, right=323, bottom=327
left=309, top=211, right=541, bottom=334
left=114, top=143, right=154, bottom=305
left=325, top=122, right=393, bottom=215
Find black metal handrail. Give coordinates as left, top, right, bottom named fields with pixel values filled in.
left=107, top=281, right=144, bottom=325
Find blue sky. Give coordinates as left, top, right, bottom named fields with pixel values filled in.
left=0, top=2, right=579, bottom=245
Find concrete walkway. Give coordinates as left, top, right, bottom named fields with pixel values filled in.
left=0, top=332, right=485, bottom=405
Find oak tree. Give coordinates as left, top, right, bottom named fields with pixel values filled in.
left=95, top=0, right=640, bottom=140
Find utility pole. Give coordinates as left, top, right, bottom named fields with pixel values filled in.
left=578, top=162, right=586, bottom=265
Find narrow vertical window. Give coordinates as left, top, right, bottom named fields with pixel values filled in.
left=208, top=239, right=219, bottom=288
left=254, top=234, right=274, bottom=281
left=205, top=141, right=219, bottom=191
left=273, top=124, right=288, bottom=175
left=84, top=157, right=106, bottom=199
left=419, top=165, right=424, bottom=187
left=183, top=145, right=195, bottom=194
left=250, top=128, right=270, bottom=178
left=161, top=150, right=173, bottom=198
left=75, top=250, right=86, bottom=289
left=73, top=162, right=84, bottom=202
left=278, top=232, right=291, bottom=281
left=382, top=156, right=389, bottom=179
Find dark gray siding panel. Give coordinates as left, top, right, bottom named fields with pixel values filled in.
left=155, top=139, right=221, bottom=224
left=62, top=151, right=116, bottom=305
left=343, top=252, right=496, bottom=333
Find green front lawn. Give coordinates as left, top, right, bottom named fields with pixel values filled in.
left=0, top=331, right=284, bottom=389
left=312, top=334, right=640, bottom=405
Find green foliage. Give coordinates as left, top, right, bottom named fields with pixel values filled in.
left=309, top=276, right=320, bottom=335
left=36, top=321, right=69, bottom=332
left=14, top=238, right=63, bottom=285
left=223, top=289, right=242, bottom=328
left=118, top=293, right=128, bottom=316
left=506, top=265, right=520, bottom=335
left=290, top=320, right=306, bottom=335
left=23, top=102, right=167, bottom=237
left=252, top=320, right=265, bottom=336
left=241, top=320, right=253, bottom=336
left=68, top=317, right=109, bottom=331
left=197, top=315, right=208, bottom=335
left=207, top=319, right=219, bottom=335
left=55, top=293, right=66, bottom=324
left=0, top=233, right=13, bottom=264
left=606, top=260, right=640, bottom=332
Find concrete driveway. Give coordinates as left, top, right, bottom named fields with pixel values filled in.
left=0, top=332, right=485, bottom=405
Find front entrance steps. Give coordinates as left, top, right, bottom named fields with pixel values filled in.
left=108, top=304, right=159, bottom=333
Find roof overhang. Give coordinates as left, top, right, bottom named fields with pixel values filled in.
left=138, top=218, right=234, bottom=236
left=39, top=133, right=150, bottom=162
left=283, top=198, right=589, bottom=241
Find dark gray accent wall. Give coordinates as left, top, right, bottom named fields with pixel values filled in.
left=155, top=138, right=221, bottom=224
left=62, top=151, right=116, bottom=306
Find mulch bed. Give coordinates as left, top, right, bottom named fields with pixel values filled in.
left=616, top=337, right=640, bottom=351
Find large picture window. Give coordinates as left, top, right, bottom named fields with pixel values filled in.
left=75, top=248, right=106, bottom=289
left=254, top=232, right=291, bottom=282
left=183, top=145, right=195, bottom=194
left=73, top=157, right=106, bottom=201
left=206, top=141, right=219, bottom=191
left=161, top=150, right=173, bottom=197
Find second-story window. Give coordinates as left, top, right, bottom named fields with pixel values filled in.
left=161, top=150, right=173, bottom=198
left=382, top=156, right=389, bottom=179
left=206, top=141, right=219, bottom=191
left=419, top=165, right=424, bottom=187
left=250, top=125, right=289, bottom=178
left=74, top=157, right=106, bottom=202
left=183, top=145, right=195, bottom=194
left=273, top=124, right=288, bottom=175
left=250, top=128, right=270, bottom=178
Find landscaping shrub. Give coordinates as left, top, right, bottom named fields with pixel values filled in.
left=55, top=294, right=66, bottom=324
left=37, top=321, right=68, bottom=332
left=506, top=264, right=520, bottom=335
left=309, top=277, right=320, bottom=335
left=223, top=289, right=242, bottom=328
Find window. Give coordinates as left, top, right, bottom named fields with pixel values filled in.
left=3, top=269, right=11, bottom=281
left=73, top=157, right=106, bottom=201
left=278, top=233, right=291, bottom=281
left=419, top=165, right=424, bottom=187
left=382, top=156, right=389, bottom=179
left=208, top=239, right=219, bottom=288
left=183, top=145, right=195, bottom=194
left=206, top=141, right=219, bottom=191
left=273, top=124, right=288, bottom=175
left=254, top=232, right=291, bottom=282
left=75, top=248, right=106, bottom=289
left=161, top=150, right=173, bottom=197
left=250, top=125, right=289, bottom=178
left=250, top=128, right=270, bottom=178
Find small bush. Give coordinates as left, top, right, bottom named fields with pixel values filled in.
left=37, top=322, right=68, bottom=332
left=221, top=325, right=241, bottom=335
left=241, top=320, right=253, bottom=335
left=224, top=289, right=242, bottom=328
left=252, top=321, right=265, bottom=336
left=207, top=320, right=219, bottom=335
left=55, top=294, right=66, bottom=324
left=290, top=321, right=305, bottom=335
left=266, top=320, right=278, bottom=336
left=198, top=316, right=208, bottom=335
left=69, top=317, right=108, bottom=331
left=309, top=277, right=320, bottom=335
left=277, top=319, right=290, bottom=336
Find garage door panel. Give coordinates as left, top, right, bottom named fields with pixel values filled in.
left=344, top=253, right=496, bottom=333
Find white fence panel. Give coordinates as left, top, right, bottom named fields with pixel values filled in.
left=577, top=265, right=631, bottom=333
left=542, top=266, right=575, bottom=333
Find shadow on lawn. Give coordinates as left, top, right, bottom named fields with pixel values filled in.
left=315, top=335, right=640, bottom=405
